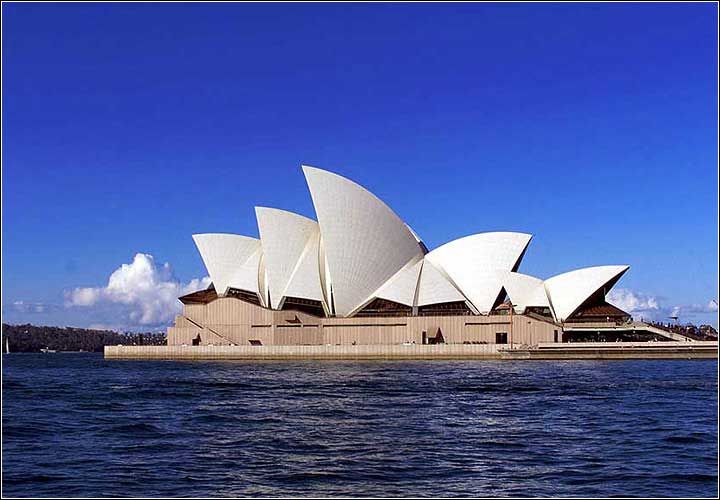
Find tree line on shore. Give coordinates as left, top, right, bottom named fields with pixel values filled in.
left=2, top=323, right=166, bottom=353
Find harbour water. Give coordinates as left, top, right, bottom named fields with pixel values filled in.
left=2, top=354, right=718, bottom=497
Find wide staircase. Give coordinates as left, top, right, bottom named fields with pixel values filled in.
left=630, top=322, right=694, bottom=342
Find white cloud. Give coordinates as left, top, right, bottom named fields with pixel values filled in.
left=7, top=300, right=55, bottom=314
left=69, top=287, right=101, bottom=306
left=607, top=288, right=718, bottom=325
left=66, top=253, right=210, bottom=327
left=606, top=288, right=661, bottom=321
left=671, top=300, right=719, bottom=317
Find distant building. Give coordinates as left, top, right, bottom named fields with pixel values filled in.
left=168, top=166, right=667, bottom=347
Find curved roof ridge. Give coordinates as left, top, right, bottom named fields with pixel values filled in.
left=544, top=265, right=630, bottom=321
left=368, top=256, right=424, bottom=309
left=302, top=165, right=425, bottom=316
left=498, top=271, right=552, bottom=315
left=425, top=232, right=533, bottom=313
left=192, top=233, right=261, bottom=296
left=255, top=206, right=322, bottom=308
left=415, top=258, right=470, bottom=307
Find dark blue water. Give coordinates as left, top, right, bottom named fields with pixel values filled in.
left=2, top=354, right=717, bottom=497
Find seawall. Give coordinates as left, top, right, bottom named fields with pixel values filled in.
left=104, top=341, right=718, bottom=361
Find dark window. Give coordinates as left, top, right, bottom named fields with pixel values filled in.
left=495, top=332, right=508, bottom=344
left=281, top=297, right=325, bottom=317
left=355, top=298, right=412, bottom=317
left=554, top=330, right=559, bottom=343
left=567, top=289, right=631, bottom=324
left=526, top=306, right=553, bottom=318
left=226, top=288, right=262, bottom=305
left=418, top=301, right=473, bottom=316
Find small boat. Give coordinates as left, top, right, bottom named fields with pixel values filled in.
left=4, top=337, right=9, bottom=354
left=40, top=347, right=57, bottom=353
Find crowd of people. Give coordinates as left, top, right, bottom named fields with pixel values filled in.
left=647, top=321, right=718, bottom=341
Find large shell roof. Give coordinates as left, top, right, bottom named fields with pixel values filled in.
left=425, top=232, right=533, bottom=314
left=302, top=165, right=426, bottom=316
left=255, top=207, right=323, bottom=308
left=192, top=234, right=261, bottom=297
left=544, top=265, right=630, bottom=321
left=191, top=166, right=629, bottom=319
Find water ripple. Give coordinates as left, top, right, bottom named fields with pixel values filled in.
left=2, top=354, right=717, bottom=497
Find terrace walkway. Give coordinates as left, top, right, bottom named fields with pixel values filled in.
left=564, top=321, right=695, bottom=342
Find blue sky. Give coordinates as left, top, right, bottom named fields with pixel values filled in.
left=2, top=3, right=718, bottom=329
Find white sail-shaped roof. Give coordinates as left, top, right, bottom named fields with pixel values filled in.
left=501, top=271, right=552, bottom=314
left=229, top=247, right=263, bottom=295
left=255, top=207, right=323, bottom=308
left=415, top=260, right=468, bottom=307
left=283, top=227, right=324, bottom=305
left=405, top=224, right=428, bottom=253
left=192, top=234, right=261, bottom=296
left=544, top=265, right=630, bottom=321
left=303, top=166, right=425, bottom=316
left=425, top=232, right=532, bottom=314
left=375, top=258, right=423, bottom=306
left=317, top=235, right=333, bottom=315
left=257, top=253, right=269, bottom=307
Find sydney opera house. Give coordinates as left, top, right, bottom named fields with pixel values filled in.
left=168, top=166, right=637, bottom=347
